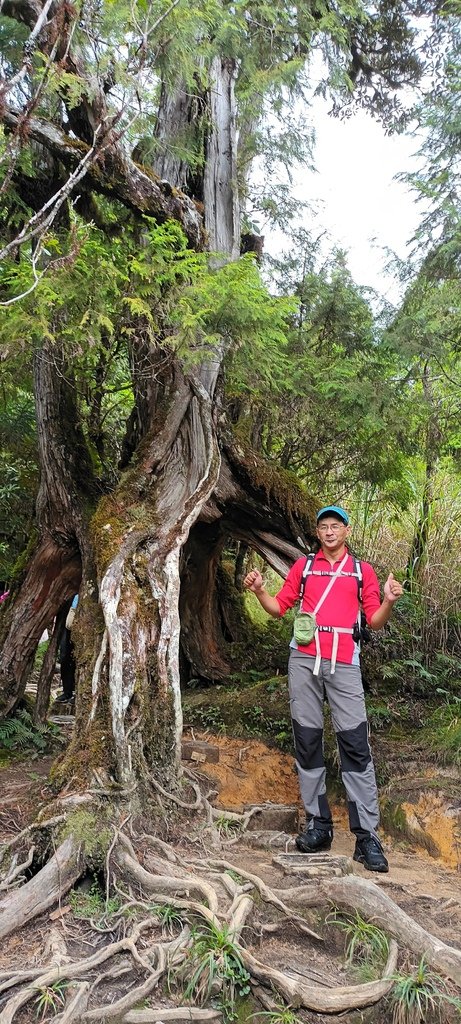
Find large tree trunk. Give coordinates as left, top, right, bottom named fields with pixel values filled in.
left=53, top=57, right=243, bottom=791
left=0, top=54, right=316, bottom=799
left=0, top=345, right=91, bottom=717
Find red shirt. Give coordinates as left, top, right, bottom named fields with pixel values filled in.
left=276, top=549, right=381, bottom=665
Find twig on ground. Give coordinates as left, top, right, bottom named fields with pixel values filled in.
left=0, top=846, right=35, bottom=892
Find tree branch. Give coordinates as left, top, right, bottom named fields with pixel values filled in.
left=2, top=109, right=204, bottom=249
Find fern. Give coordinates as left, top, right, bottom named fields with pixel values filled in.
left=0, top=709, right=61, bottom=753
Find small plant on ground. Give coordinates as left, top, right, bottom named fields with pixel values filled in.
left=215, top=814, right=241, bottom=837
left=327, top=909, right=389, bottom=971
left=225, top=869, right=245, bottom=885
left=69, top=878, right=120, bottom=921
left=34, top=980, right=67, bottom=1019
left=173, top=919, right=251, bottom=1022
left=391, top=956, right=461, bottom=1024
left=152, top=903, right=184, bottom=936
left=0, top=709, right=62, bottom=754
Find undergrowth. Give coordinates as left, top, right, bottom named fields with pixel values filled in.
left=327, top=910, right=389, bottom=981
left=425, top=692, right=461, bottom=766
left=0, top=708, right=62, bottom=754
left=390, top=956, right=461, bottom=1024
left=69, top=878, right=121, bottom=921
left=172, top=919, right=251, bottom=1022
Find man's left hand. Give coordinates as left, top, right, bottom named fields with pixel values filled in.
left=384, top=573, right=403, bottom=603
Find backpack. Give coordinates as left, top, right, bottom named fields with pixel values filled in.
left=299, top=552, right=371, bottom=643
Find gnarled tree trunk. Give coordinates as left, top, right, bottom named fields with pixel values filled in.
left=0, top=345, right=92, bottom=717
left=53, top=57, right=245, bottom=790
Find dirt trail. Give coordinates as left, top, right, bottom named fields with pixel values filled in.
left=1, top=734, right=460, bottom=948
left=184, top=731, right=461, bottom=908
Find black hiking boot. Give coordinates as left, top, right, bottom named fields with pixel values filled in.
left=353, top=834, right=389, bottom=873
left=296, top=827, right=333, bottom=853
left=55, top=692, right=74, bottom=703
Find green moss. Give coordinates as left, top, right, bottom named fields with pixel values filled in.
left=227, top=426, right=318, bottom=531
left=183, top=675, right=293, bottom=750
left=63, top=135, right=88, bottom=153
left=91, top=468, right=161, bottom=575
left=59, top=809, right=112, bottom=860
left=380, top=797, right=440, bottom=857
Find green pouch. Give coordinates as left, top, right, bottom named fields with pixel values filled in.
left=293, top=611, right=317, bottom=645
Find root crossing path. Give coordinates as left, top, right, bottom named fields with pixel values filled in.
left=0, top=804, right=460, bottom=1024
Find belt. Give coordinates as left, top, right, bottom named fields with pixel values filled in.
left=313, top=626, right=355, bottom=676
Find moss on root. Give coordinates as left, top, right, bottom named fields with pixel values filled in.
left=59, top=808, right=112, bottom=863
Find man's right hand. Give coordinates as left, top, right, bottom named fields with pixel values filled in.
left=243, top=569, right=264, bottom=592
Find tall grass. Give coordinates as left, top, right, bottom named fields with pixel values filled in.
left=347, top=470, right=461, bottom=664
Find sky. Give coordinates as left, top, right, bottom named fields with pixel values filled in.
left=265, top=95, right=425, bottom=306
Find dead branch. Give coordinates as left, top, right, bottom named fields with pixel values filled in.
left=0, top=814, right=66, bottom=859
left=0, top=846, right=35, bottom=891
left=1, top=110, right=203, bottom=249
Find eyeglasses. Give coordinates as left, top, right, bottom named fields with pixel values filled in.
left=317, top=523, right=346, bottom=532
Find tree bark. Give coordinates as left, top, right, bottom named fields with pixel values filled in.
left=0, top=345, right=93, bottom=717
left=2, top=111, right=204, bottom=249
left=0, top=837, right=83, bottom=942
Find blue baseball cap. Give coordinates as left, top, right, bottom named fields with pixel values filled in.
left=316, top=505, right=349, bottom=525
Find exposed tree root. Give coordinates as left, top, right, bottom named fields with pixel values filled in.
left=1, top=818, right=461, bottom=1023
left=283, top=875, right=461, bottom=987
left=54, top=982, right=90, bottom=1024
left=0, top=846, right=35, bottom=892
left=193, top=857, right=323, bottom=943
left=124, top=1013, right=222, bottom=1022
left=0, top=919, right=177, bottom=1024
left=82, top=932, right=187, bottom=1021
left=0, top=836, right=83, bottom=942
left=242, top=939, right=398, bottom=1012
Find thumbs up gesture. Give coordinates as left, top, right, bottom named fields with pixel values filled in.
left=384, top=572, right=403, bottom=603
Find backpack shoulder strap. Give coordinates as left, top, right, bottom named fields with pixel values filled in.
left=299, top=552, right=315, bottom=602
left=352, top=556, right=363, bottom=603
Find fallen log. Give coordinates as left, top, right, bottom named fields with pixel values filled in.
left=0, top=837, right=83, bottom=942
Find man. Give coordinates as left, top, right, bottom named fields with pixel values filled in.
left=55, top=594, right=78, bottom=704
left=243, top=504, right=403, bottom=873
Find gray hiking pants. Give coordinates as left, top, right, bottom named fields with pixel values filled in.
left=288, top=650, right=379, bottom=838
